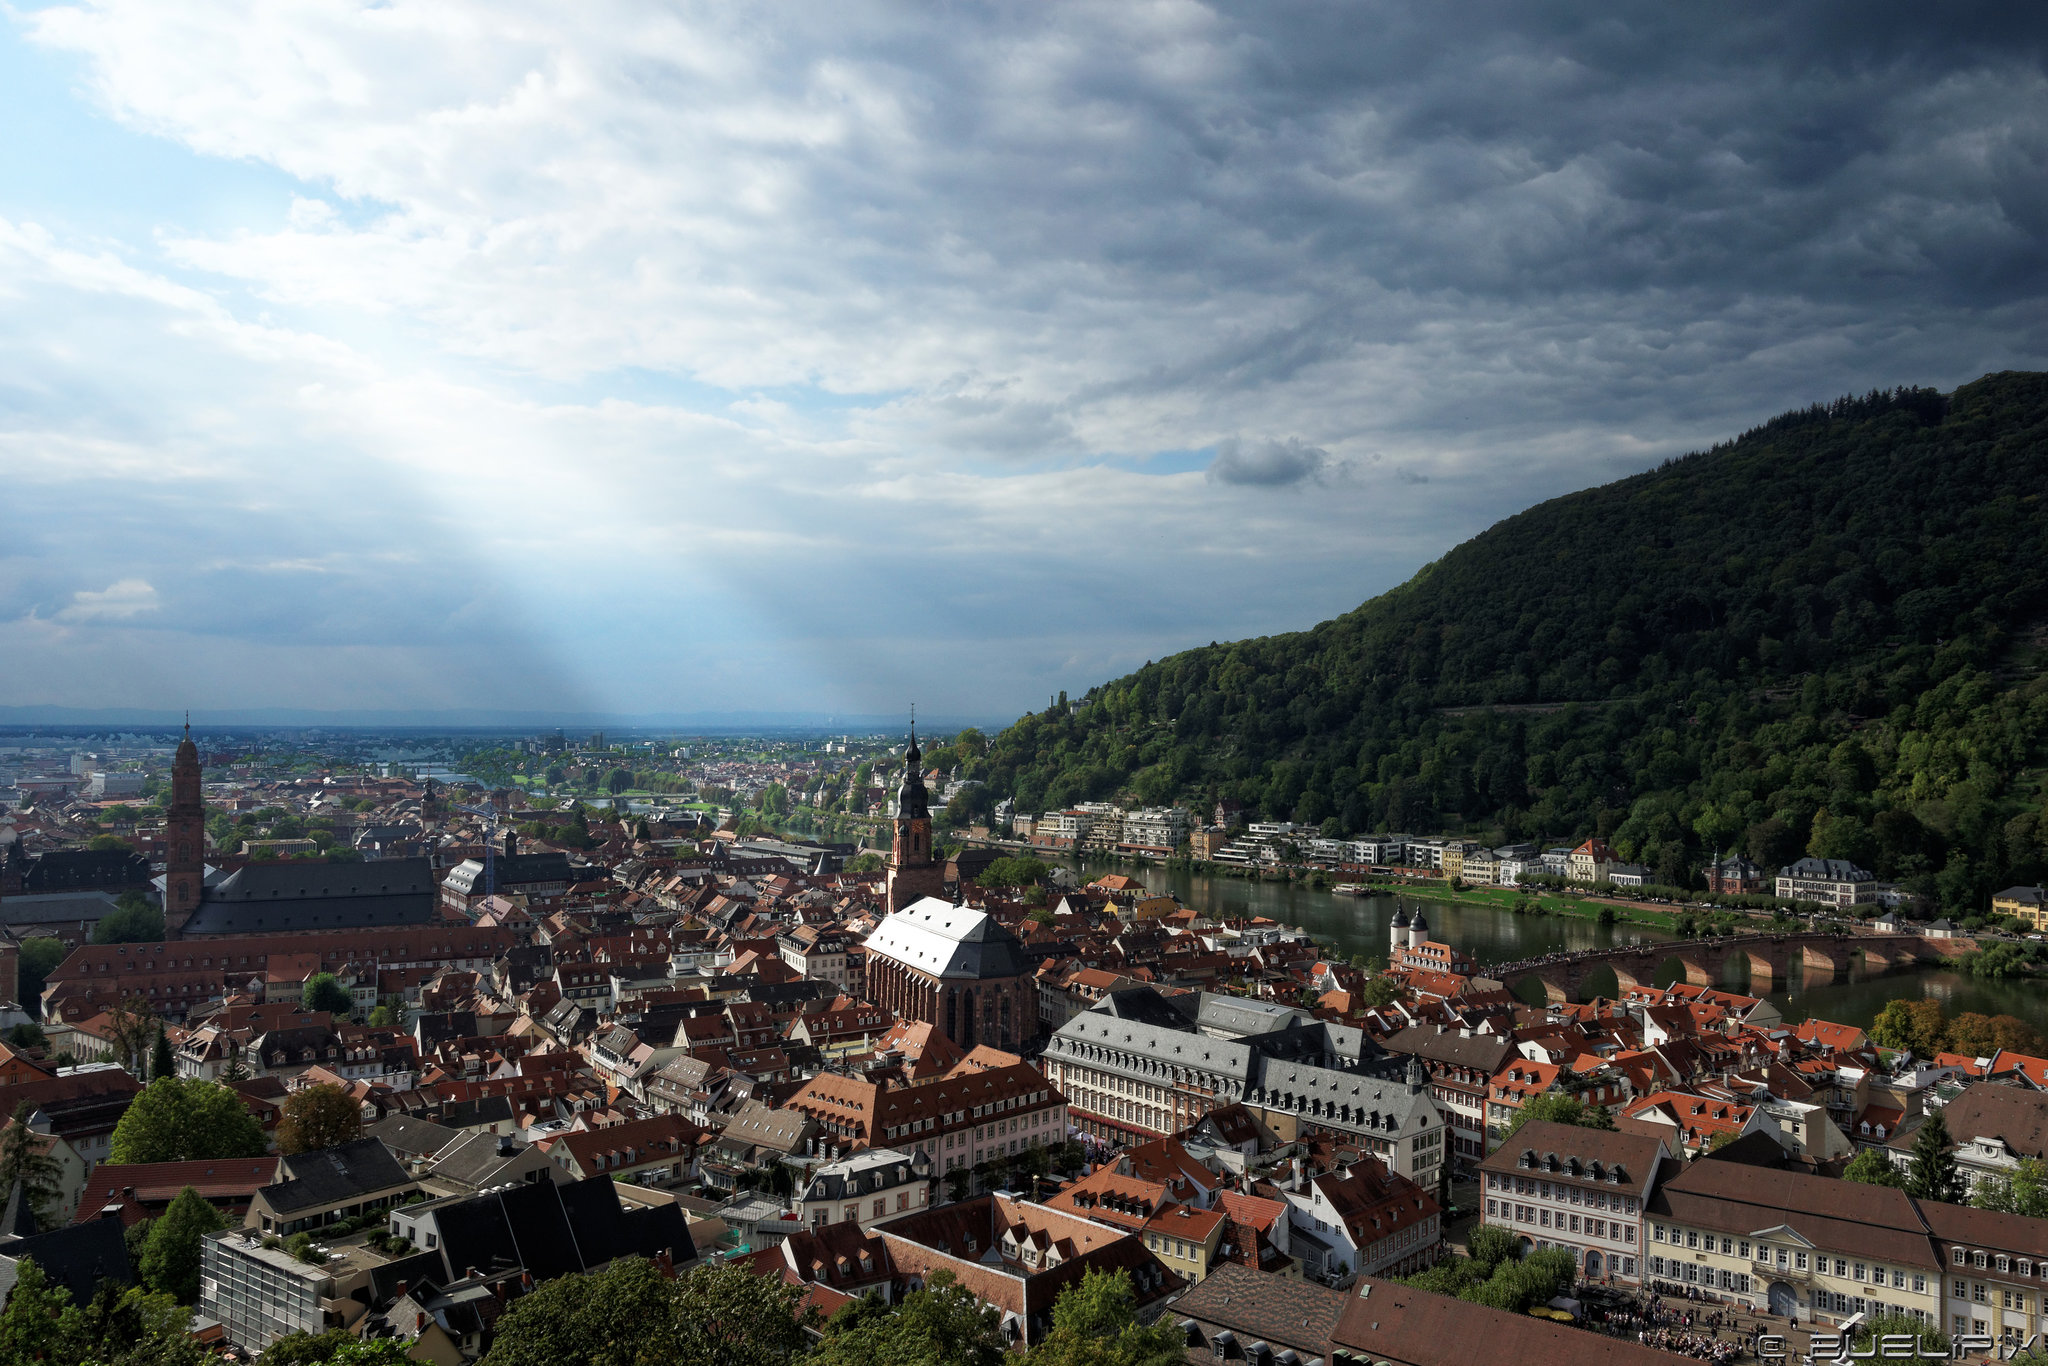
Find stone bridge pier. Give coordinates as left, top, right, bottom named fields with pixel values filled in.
left=1504, top=932, right=1940, bottom=1005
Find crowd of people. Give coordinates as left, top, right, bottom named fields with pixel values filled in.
left=1578, top=1285, right=1761, bottom=1362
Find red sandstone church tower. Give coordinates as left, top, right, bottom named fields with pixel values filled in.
left=884, top=724, right=946, bottom=914
left=163, top=721, right=205, bottom=936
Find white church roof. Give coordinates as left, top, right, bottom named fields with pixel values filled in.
left=863, top=897, right=1028, bottom=980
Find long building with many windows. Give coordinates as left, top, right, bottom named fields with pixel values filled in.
left=1039, top=988, right=1447, bottom=1186
left=1477, top=1120, right=1666, bottom=1284
left=783, top=1060, right=1068, bottom=1179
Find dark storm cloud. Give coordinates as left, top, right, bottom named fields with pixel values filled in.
left=852, top=2, right=2048, bottom=440
left=1207, top=436, right=1332, bottom=486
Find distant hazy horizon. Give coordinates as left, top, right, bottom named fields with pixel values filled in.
left=0, top=705, right=1009, bottom=735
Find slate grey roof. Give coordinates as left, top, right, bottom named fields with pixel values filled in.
left=1092, top=986, right=1198, bottom=1030
left=0, top=1216, right=132, bottom=1304
left=803, top=1148, right=923, bottom=1203
left=1050, top=987, right=1390, bottom=1104
left=441, top=852, right=575, bottom=897
left=721, top=1099, right=814, bottom=1154
left=426, top=1133, right=529, bottom=1189
left=179, top=856, right=437, bottom=934
left=435, top=1097, right=517, bottom=1132
left=1249, top=1059, right=1438, bottom=1136
left=368, top=1113, right=462, bottom=1161
left=1382, top=1024, right=1517, bottom=1073
left=1194, top=995, right=1309, bottom=1038
left=0, top=890, right=124, bottom=928
left=19, top=848, right=153, bottom=893
left=414, top=1175, right=692, bottom=1284
left=1048, top=1004, right=1261, bottom=1088
left=260, top=1138, right=412, bottom=1216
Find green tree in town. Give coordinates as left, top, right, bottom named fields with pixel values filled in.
left=150, top=1024, right=175, bottom=1082
left=1500, top=1092, right=1616, bottom=1141
left=3, top=1022, right=46, bottom=1052
left=1460, top=1246, right=1576, bottom=1314
left=1943, top=1012, right=2045, bottom=1058
left=1853, top=1313, right=1948, bottom=1354
left=105, top=995, right=162, bottom=1075
left=0, top=1261, right=206, bottom=1366
left=302, top=973, right=354, bottom=1016
left=480, top=1257, right=810, bottom=1366
left=92, top=895, right=166, bottom=945
left=110, top=1077, right=267, bottom=1164
left=1843, top=1147, right=1905, bottom=1188
left=17, top=938, right=67, bottom=1007
left=1973, top=1156, right=2048, bottom=1218
left=139, top=1186, right=228, bottom=1303
left=1358, top=974, right=1403, bottom=1009
left=276, top=1083, right=362, bottom=1156
left=0, top=1257, right=84, bottom=1364
left=1027, top=1269, right=1181, bottom=1366
left=813, top=1271, right=1009, bottom=1366
left=1870, top=998, right=1948, bottom=1057
left=1463, top=1223, right=1520, bottom=1272
left=259, top=1330, right=417, bottom=1366
left=0, top=1100, right=65, bottom=1232
left=978, top=856, right=1049, bottom=890
left=1906, top=1109, right=1964, bottom=1204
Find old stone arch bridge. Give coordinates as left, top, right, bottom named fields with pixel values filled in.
left=1489, top=931, right=1968, bottom=1004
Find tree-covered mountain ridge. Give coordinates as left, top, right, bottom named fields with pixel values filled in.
left=979, top=371, right=2048, bottom=913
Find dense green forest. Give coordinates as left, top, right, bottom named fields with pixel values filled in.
left=978, top=372, right=2048, bottom=914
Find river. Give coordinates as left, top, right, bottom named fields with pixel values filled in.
left=1073, top=858, right=2048, bottom=1037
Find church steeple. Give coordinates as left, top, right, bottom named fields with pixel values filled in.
left=885, top=713, right=943, bottom=913
left=164, top=716, right=205, bottom=937
left=893, top=721, right=930, bottom=823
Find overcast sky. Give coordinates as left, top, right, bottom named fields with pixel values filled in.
left=3, top=4, right=2045, bottom=723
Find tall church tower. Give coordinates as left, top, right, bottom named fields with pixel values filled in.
left=884, top=723, right=946, bottom=914
left=164, top=720, right=205, bottom=936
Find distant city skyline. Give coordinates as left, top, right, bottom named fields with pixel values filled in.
left=4, top=6, right=2044, bottom=717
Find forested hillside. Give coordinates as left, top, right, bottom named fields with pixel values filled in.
left=980, top=372, right=2048, bottom=913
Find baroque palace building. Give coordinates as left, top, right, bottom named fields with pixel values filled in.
left=1040, top=987, right=1447, bottom=1185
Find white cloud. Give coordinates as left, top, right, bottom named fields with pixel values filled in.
left=55, top=578, right=160, bottom=621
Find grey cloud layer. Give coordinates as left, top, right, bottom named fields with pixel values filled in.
left=5, top=2, right=2046, bottom=713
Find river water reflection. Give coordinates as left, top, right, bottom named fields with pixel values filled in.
left=1075, top=859, right=2048, bottom=1036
